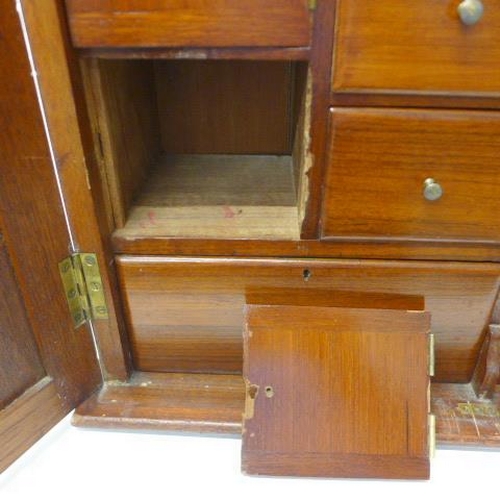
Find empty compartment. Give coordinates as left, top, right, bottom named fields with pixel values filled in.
left=82, top=59, right=311, bottom=240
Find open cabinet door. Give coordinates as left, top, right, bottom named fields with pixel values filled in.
left=0, top=0, right=101, bottom=472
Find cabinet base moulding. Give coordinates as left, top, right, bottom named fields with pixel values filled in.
left=73, top=373, right=500, bottom=449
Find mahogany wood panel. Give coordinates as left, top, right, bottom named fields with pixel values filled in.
left=64, top=0, right=311, bottom=48
left=298, top=0, right=336, bottom=239
left=73, top=372, right=245, bottom=434
left=21, top=0, right=132, bottom=380
left=242, top=305, right=430, bottom=479
left=0, top=379, right=64, bottom=474
left=155, top=60, right=294, bottom=155
left=333, top=0, right=500, bottom=95
left=322, top=108, right=500, bottom=243
left=112, top=235, right=500, bottom=263
left=83, top=59, right=161, bottom=228
left=0, top=242, right=45, bottom=408
left=1, top=0, right=101, bottom=403
left=116, top=257, right=500, bottom=382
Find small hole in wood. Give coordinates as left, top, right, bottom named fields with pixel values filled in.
left=248, top=384, right=259, bottom=399
left=265, top=386, right=274, bottom=398
left=303, top=269, right=312, bottom=281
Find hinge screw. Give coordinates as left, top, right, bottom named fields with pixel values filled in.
left=90, top=282, right=101, bottom=292
left=61, top=262, right=71, bottom=273
left=84, top=255, right=97, bottom=266
left=68, top=288, right=77, bottom=299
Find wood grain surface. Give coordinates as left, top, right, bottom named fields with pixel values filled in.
left=116, top=257, right=500, bottom=381
left=0, top=379, right=64, bottom=473
left=21, top=0, right=133, bottom=380
left=73, top=372, right=245, bottom=434
left=83, top=59, right=161, bottom=228
left=0, top=242, right=45, bottom=408
left=113, top=154, right=300, bottom=240
left=64, top=0, right=311, bottom=48
left=333, top=0, right=500, bottom=95
left=322, top=108, right=500, bottom=243
left=433, top=383, right=500, bottom=447
left=155, top=60, right=295, bottom=155
left=242, top=305, right=430, bottom=478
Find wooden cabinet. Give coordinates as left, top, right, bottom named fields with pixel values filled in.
left=1, top=0, right=499, bottom=479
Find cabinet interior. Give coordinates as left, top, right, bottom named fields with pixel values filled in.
left=82, top=58, right=311, bottom=240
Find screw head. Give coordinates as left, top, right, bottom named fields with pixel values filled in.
left=84, top=255, right=97, bottom=266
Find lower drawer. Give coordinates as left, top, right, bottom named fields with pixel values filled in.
left=116, top=256, right=500, bottom=383
left=322, top=108, right=500, bottom=245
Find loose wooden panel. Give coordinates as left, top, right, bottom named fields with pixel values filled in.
left=322, top=108, right=500, bottom=243
left=155, top=60, right=293, bottom=155
left=83, top=59, right=161, bottom=228
left=0, top=242, right=45, bottom=408
left=64, top=0, right=311, bottom=48
left=116, top=257, right=500, bottom=381
left=333, top=0, right=500, bottom=94
left=73, top=372, right=245, bottom=434
left=242, top=305, right=430, bottom=479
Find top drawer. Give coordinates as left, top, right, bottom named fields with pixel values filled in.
left=333, top=0, right=500, bottom=95
left=64, top=1, right=312, bottom=49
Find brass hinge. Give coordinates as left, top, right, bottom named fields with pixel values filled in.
left=308, top=0, right=317, bottom=11
left=429, top=332, right=435, bottom=377
left=58, top=253, right=109, bottom=328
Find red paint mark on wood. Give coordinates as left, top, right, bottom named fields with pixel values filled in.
left=223, top=206, right=236, bottom=218
left=148, top=211, right=157, bottom=225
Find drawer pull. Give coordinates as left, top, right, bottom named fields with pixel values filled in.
left=423, top=178, right=443, bottom=201
left=457, top=0, right=484, bottom=25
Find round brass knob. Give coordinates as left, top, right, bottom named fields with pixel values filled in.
left=423, top=178, right=443, bottom=201
left=457, top=0, right=484, bottom=25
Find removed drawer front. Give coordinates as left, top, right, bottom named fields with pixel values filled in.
left=64, top=0, right=312, bottom=48
left=116, top=256, right=500, bottom=382
left=322, top=108, right=500, bottom=244
left=333, top=0, right=500, bottom=95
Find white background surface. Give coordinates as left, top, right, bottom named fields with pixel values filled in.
left=1, top=414, right=500, bottom=500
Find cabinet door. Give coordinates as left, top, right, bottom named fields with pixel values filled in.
left=242, top=301, right=431, bottom=479
left=0, top=0, right=100, bottom=472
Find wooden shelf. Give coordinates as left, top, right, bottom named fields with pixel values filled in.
left=113, top=154, right=300, bottom=241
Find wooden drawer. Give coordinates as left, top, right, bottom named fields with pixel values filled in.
left=333, top=0, right=500, bottom=95
left=322, top=108, right=500, bottom=244
left=64, top=1, right=311, bottom=48
left=116, top=256, right=500, bottom=382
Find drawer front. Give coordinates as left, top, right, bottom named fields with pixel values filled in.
left=65, top=1, right=311, bottom=48
left=322, top=108, right=500, bottom=243
left=116, top=256, right=500, bottom=382
left=333, top=0, right=500, bottom=94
